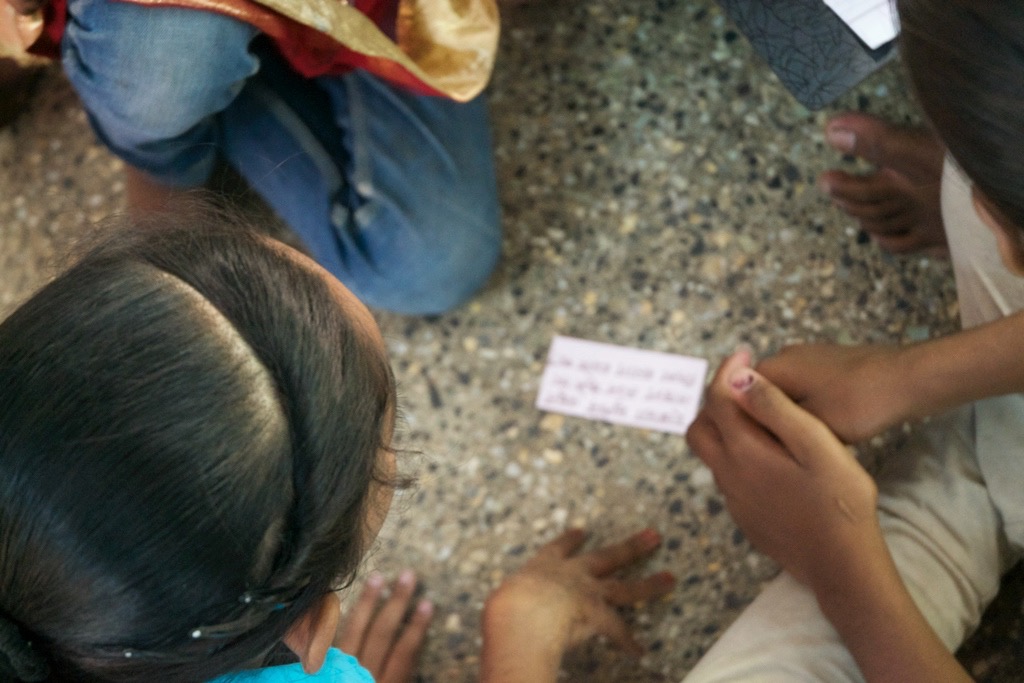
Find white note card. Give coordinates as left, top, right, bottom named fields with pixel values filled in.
left=823, top=0, right=899, bottom=49
left=536, top=336, right=709, bottom=435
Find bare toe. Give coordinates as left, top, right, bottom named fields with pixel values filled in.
left=824, top=113, right=945, bottom=180
left=821, top=113, right=948, bottom=256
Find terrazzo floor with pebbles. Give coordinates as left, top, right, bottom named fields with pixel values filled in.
left=2, top=0, right=1024, bottom=680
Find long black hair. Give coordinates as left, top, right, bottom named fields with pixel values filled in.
left=0, top=207, right=396, bottom=681
left=898, top=0, right=1024, bottom=237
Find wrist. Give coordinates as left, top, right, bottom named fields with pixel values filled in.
left=885, top=344, right=925, bottom=422
left=479, top=586, right=569, bottom=683
left=853, top=345, right=919, bottom=430
left=897, top=336, right=976, bottom=420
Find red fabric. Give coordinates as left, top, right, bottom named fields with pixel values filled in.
left=27, top=0, right=66, bottom=59
left=357, top=0, right=395, bottom=39
left=29, top=0, right=446, bottom=97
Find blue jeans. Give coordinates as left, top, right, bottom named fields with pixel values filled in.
left=61, top=0, right=501, bottom=314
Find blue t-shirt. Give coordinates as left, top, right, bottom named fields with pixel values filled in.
left=210, top=648, right=374, bottom=683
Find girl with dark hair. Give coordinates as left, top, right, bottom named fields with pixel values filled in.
left=685, top=1, right=1024, bottom=681
left=0, top=210, right=674, bottom=683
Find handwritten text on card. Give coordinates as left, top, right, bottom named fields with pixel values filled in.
left=536, top=336, right=709, bottom=434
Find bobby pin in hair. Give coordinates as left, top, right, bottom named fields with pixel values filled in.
left=95, top=586, right=307, bottom=662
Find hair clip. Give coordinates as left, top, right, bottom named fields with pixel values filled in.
left=187, top=597, right=292, bottom=641
left=97, top=585, right=310, bottom=661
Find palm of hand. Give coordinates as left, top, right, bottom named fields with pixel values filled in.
left=486, top=529, right=675, bottom=657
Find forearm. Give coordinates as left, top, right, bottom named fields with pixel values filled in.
left=814, top=546, right=971, bottom=683
left=899, top=310, right=1024, bottom=419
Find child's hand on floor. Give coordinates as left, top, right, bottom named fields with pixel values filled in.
left=335, top=571, right=433, bottom=683
left=480, top=528, right=676, bottom=682
left=686, top=349, right=888, bottom=593
left=755, top=342, right=913, bottom=443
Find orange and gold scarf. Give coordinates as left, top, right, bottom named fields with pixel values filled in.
left=1, top=0, right=498, bottom=101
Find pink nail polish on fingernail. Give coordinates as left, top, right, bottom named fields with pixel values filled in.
left=417, top=600, right=434, bottom=616
left=366, top=572, right=384, bottom=589
left=729, top=369, right=755, bottom=392
left=398, top=569, right=415, bottom=587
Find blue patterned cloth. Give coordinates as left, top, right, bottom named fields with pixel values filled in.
left=210, top=648, right=374, bottom=683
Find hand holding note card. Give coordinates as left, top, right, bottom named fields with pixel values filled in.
left=536, top=336, right=709, bottom=434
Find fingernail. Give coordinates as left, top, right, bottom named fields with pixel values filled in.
left=729, top=368, right=755, bottom=392
left=398, top=569, right=416, bottom=587
left=816, top=177, right=832, bottom=195
left=366, top=572, right=385, bottom=589
left=827, top=127, right=856, bottom=153
left=637, top=528, right=662, bottom=550
left=417, top=599, right=434, bottom=616
left=733, top=343, right=754, bottom=362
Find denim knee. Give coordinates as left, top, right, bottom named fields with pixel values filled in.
left=62, top=0, right=258, bottom=184
left=338, top=200, right=503, bottom=315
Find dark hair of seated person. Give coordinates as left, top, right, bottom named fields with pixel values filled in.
left=0, top=207, right=398, bottom=682
left=899, top=0, right=1024, bottom=240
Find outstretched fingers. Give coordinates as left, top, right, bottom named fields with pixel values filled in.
left=335, top=572, right=386, bottom=655
left=534, top=527, right=589, bottom=561
left=335, top=571, right=433, bottom=683
left=601, top=572, right=677, bottom=606
left=359, top=571, right=420, bottom=673
left=583, top=528, right=663, bottom=577
left=377, top=599, right=433, bottom=683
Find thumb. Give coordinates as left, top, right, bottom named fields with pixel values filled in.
left=727, top=367, right=842, bottom=468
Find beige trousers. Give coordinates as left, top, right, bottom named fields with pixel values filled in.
left=683, top=160, right=1024, bottom=682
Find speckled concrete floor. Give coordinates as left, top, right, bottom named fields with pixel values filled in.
left=2, top=0, right=1023, bottom=680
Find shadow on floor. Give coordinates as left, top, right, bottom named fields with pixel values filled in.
left=957, top=560, right=1024, bottom=681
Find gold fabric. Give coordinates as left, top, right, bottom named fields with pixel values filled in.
left=0, top=0, right=498, bottom=99
left=256, top=0, right=499, bottom=101
left=394, top=0, right=499, bottom=101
